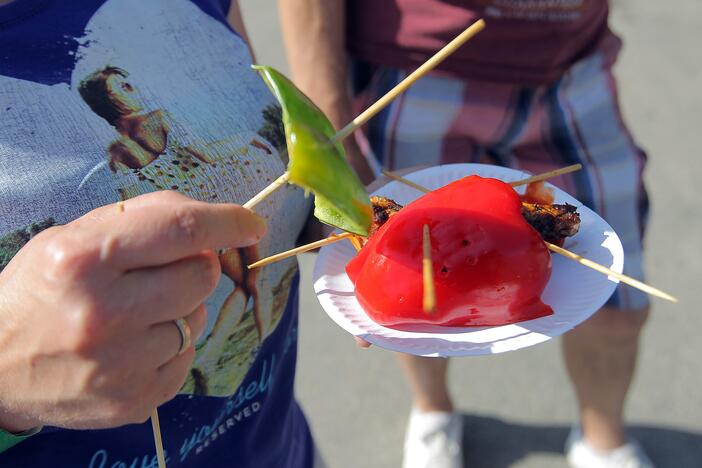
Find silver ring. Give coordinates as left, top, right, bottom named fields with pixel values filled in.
left=173, top=318, right=191, bottom=355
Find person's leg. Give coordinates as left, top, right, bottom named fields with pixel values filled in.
left=399, top=356, right=462, bottom=468
left=509, top=53, right=653, bottom=466
left=397, top=355, right=453, bottom=412
left=562, top=306, right=649, bottom=450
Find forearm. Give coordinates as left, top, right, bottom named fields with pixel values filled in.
left=279, top=0, right=375, bottom=183
left=227, top=0, right=254, bottom=59
left=278, top=0, right=352, bottom=130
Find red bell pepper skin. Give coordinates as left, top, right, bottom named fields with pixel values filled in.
left=346, top=176, right=553, bottom=328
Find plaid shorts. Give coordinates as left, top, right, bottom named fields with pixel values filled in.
left=352, top=53, right=649, bottom=310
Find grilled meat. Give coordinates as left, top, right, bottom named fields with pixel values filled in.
left=520, top=202, right=580, bottom=244
left=368, top=196, right=580, bottom=244
left=369, top=195, right=403, bottom=237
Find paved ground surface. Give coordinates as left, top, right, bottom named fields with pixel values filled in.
left=240, top=1, right=701, bottom=467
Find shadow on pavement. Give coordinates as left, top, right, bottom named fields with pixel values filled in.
left=462, top=414, right=702, bottom=468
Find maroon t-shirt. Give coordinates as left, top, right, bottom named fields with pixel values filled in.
left=347, top=0, right=622, bottom=85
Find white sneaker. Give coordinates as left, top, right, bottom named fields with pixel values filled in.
left=565, top=425, right=655, bottom=468
left=402, top=408, right=463, bottom=468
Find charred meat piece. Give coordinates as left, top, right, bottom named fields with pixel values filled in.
left=368, top=196, right=580, bottom=244
left=369, top=195, right=403, bottom=237
left=520, top=202, right=581, bottom=244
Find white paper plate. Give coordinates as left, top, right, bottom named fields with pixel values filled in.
left=312, top=164, right=623, bottom=357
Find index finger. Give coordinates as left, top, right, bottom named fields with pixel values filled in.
left=77, top=192, right=267, bottom=270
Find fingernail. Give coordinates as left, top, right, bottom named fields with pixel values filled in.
left=248, top=212, right=267, bottom=241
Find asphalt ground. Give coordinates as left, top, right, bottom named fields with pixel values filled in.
left=239, top=1, right=702, bottom=467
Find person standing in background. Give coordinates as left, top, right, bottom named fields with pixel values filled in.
left=280, top=1, right=653, bottom=467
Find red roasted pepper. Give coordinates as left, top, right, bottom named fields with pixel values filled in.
left=346, top=176, right=553, bottom=327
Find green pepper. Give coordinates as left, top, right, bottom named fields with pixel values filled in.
left=253, top=65, right=372, bottom=236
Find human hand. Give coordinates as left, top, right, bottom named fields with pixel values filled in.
left=0, top=191, right=265, bottom=432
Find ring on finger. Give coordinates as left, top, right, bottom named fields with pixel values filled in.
left=173, top=318, right=192, bottom=355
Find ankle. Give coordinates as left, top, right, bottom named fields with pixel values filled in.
left=580, top=420, right=627, bottom=451
left=413, top=397, right=454, bottom=414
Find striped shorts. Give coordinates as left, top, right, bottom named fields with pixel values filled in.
left=352, top=53, right=649, bottom=311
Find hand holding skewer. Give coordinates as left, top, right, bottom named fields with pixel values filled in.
left=0, top=192, right=265, bottom=456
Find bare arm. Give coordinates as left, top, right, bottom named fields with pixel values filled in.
left=226, top=1, right=251, bottom=45
left=227, top=0, right=261, bottom=65
left=278, top=0, right=374, bottom=184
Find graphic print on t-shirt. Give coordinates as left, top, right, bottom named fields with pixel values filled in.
left=0, top=0, right=309, bottom=399
left=475, top=0, right=585, bottom=21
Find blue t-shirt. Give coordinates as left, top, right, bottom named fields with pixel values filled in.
left=0, top=0, right=314, bottom=466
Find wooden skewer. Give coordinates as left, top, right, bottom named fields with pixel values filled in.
left=508, top=164, right=582, bottom=187
left=383, top=171, right=678, bottom=303
left=249, top=165, right=585, bottom=268
left=546, top=243, right=678, bottom=303
left=382, top=170, right=430, bottom=193
left=243, top=173, right=290, bottom=210
left=243, top=19, right=486, bottom=210
left=151, top=409, right=167, bottom=468
left=349, top=235, right=363, bottom=252
left=381, top=163, right=583, bottom=194
left=248, top=232, right=354, bottom=269
left=422, top=224, right=436, bottom=313
left=331, top=20, right=486, bottom=144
